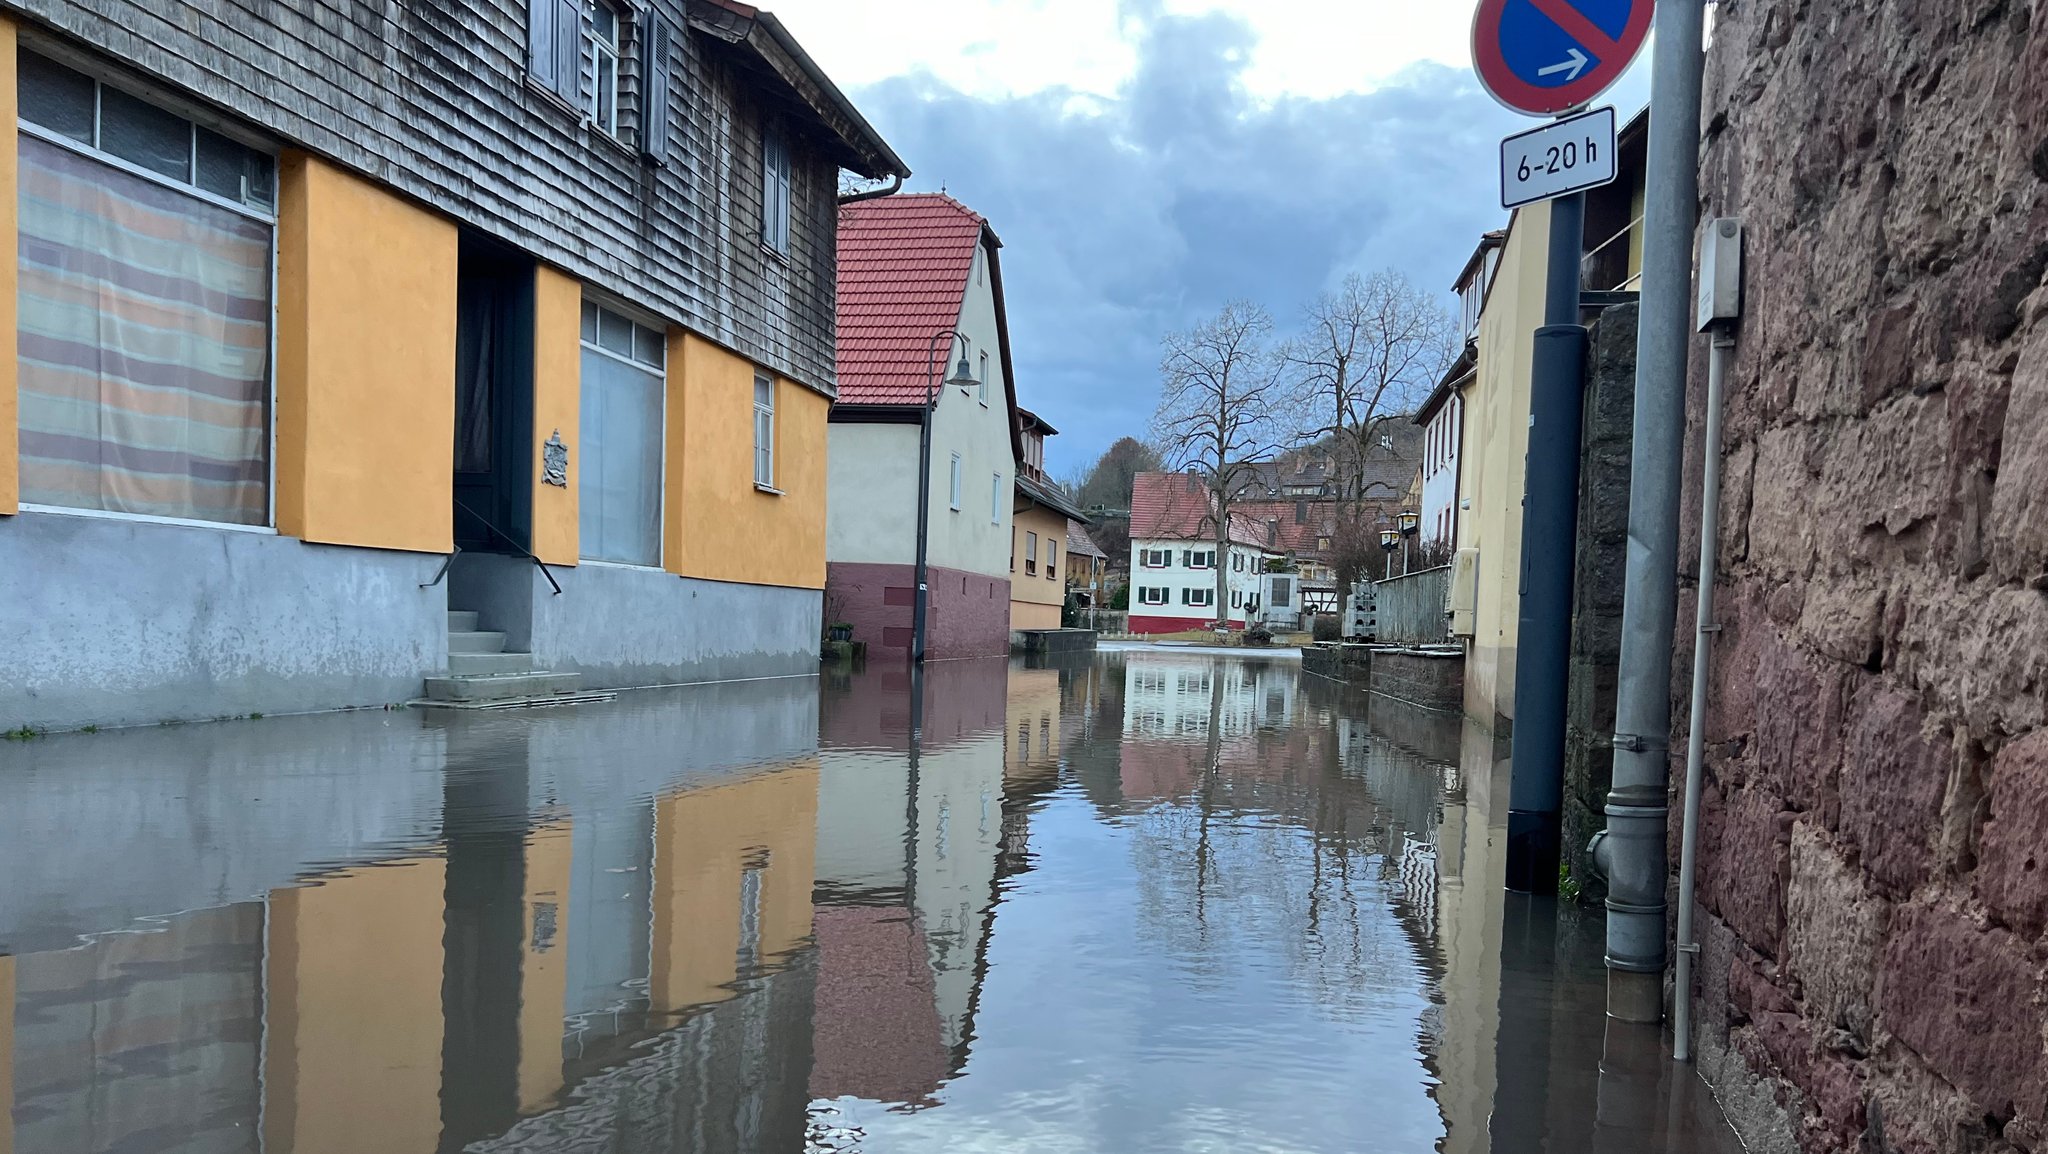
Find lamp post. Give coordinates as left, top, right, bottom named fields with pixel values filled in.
left=1379, top=527, right=1400, bottom=582
left=1398, top=509, right=1420, bottom=578
left=912, top=329, right=981, bottom=665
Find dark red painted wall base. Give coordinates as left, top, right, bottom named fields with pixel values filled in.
left=1129, top=614, right=1248, bottom=635
left=827, top=562, right=1013, bottom=660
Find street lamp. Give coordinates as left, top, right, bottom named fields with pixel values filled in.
left=1380, top=527, right=1400, bottom=581
left=1398, top=509, right=1421, bottom=577
left=912, top=329, right=981, bottom=665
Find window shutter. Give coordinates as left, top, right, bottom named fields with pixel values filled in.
left=639, top=14, right=673, bottom=164
left=552, top=0, right=581, bottom=105
left=527, top=0, right=558, bottom=89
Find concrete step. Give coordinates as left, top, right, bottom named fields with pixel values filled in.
left=449, top=630, right=508, bottom=654
left=423, top=671, right=583, bottom=703
left=449, top=651, right=533, bottom=676
left=448, top=611, right=480, bottom=632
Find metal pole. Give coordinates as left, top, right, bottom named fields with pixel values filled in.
left=1503, top=191, right=1587, bottom=894
left=1606, top=0, right=1707, bottom=1024
left=912, top=331, right=958, bottom=665
left=1673, top=331, right=1733, bottom=1060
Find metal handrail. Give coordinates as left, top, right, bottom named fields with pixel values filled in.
left=432, top=498, right=564, bottom=596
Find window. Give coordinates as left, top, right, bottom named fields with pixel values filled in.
left=1139, top=587, right=1168, bottom=606
left=1231, top=591, right=1242, bottom=609
left=1184, top=549, right=1215, bottom=570
left=1141, top=548, right=1171, bottom=568
left=1232, top=553, right=1244, bottom=573
left=992, top=473, right=1002, bottom=523
left=949, top=454, right=962, bottom=510
left=979, top=351, right=990, bottom=403
left=1047, top=541, right=1058, bottom=580
left=1182, top=588, right=1215, bottom=608
left=584, top=0, right=622, bottom=137
left=1318, top=536, right=1332, bottom=551
left=16, top=52, right=276, bottom=526
left=1026, top=532, right=1038, bottom=575
left=762, top=125, right=792, bottom=253
left=579, top=302, right=666, bottom=565
left=753, top=374, right=776, bottom=488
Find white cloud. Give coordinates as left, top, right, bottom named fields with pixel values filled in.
left=767, top=0, right=1475, bottom=103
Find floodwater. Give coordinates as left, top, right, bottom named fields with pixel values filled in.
left=0, top=653, right=1747, bottom=1153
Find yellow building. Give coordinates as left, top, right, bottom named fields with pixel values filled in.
left=1009, top=409, right=1092, bottom=636
left=0, top=4, right=910, bottom=731
left=1453, top=110, right=1648, bottom=725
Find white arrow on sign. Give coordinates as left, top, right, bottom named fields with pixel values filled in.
left=1537, top=48, right=1589, bottom=81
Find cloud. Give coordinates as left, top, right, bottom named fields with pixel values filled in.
left=827, top=7, right=1647, bottom=474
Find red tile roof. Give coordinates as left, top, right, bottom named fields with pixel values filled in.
left=836, top=194, right=989, bottom=406
left=1129, top=473, right=1273, bottom=549
left=1234, top=500, right=1334, bottom=556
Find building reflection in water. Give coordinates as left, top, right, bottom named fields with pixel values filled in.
left=0, top=653, right=1741, bottom=1154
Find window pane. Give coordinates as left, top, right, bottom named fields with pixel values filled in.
left=594, top=52, right=617, bottom=132
left=581, top=300, right=599, bottom=342
left=754, top=375, right=772, bottom=408
left=632, top=322, right=663, bottom=368
left=597, top=306, right=632, bottom=356
left=196, top=126, right=273, bottom=208
left=17, top=137, right=271, bottom=524
left=577, top=349, right=663, bottom=565
left=99, top=85, right=192, bottom=180
left=19, top=52, right=95, bottom=143
left=588, top=0, right=617, bottom=44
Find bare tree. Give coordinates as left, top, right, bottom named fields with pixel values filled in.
left=1286, top=270, right=1457, bottom=504
left=1284, top=271, right=1456, bottom=629
left=1152, top=302, right=1300, bottom=625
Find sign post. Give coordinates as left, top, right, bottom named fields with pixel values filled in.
left=1470, top=0, right=1652, bottom=896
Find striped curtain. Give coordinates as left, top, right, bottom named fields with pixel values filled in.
left=17, top=135, right=271, bottom=525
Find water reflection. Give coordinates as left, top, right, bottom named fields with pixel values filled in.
left=0, top=654, right=1741, bottom=1153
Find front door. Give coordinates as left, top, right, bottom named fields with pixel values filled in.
left=453, top=237, right=536, bottom=555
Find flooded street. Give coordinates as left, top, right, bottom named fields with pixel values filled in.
left=0, top=653, right=1743, bottom=1153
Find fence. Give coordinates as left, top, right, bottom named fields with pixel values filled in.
left=1373, top=565, right=1453, bottom=646
left=1075, top=609, right=1130, bottom=638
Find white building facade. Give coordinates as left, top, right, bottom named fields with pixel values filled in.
left=1126, top=538, right=1271, bottom=633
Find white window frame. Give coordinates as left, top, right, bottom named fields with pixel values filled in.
left=949, top=454, right=962, bottom=511
left=991, top=473, right=1002, bottom=524
left=16, top=53, right=282, bottom=531
left=753, top=373, right=777, bottom=491
left=1047, top=540, right=1057, bottom=580
left=761, top=124, right=792, bottom=253
left=1139, top=586, right=1168, bottom=607
left=1185, top=549, right=1215, bottom=570
left=1026, top=532, right=1038, bottom=575
left=583, top=0, right=623, bottom=138
left=579, top=300, right=669, bottom=568
left=1183, top=587, right=1214, bottom=608
left=1140, top=548, right=1171, bottom=569
left=979, top=351, right=990, bottom=404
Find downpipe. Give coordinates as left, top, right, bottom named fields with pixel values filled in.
left=1672, top=331, right=1736, bottom=1062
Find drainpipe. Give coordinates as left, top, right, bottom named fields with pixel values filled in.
left=1675, top=218, right=1746, bottom=1061
left=911, top=380, right=938, bottom=665
left=1606, top=0, right=1707, bottom=1024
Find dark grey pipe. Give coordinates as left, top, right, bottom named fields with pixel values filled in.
left=1606, top=0, right=1707, bottom=1023
left=1503, top=192, right=1587, bottom=894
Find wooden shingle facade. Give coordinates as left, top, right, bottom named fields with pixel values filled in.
left=1, top=0, right=905, bottom=395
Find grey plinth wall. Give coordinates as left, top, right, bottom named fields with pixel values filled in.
left=450, top=553, right=823, bottom=689
left=1, top=511, right=446, bottom=732
left=1561, top=304, right=1638, bottom=901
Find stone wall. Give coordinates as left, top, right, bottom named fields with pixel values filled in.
left=1690, top=5, right=2048, bottom=1152
left=1563, top=304, right=1638, bottom=902
left=1369, top=649, right=1465, bottom=714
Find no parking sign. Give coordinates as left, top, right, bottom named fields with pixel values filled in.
left=1471, top=0, right=1653, bottom=117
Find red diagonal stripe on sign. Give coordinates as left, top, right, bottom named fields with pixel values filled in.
left=1526, top=0, right=1624, bottom=60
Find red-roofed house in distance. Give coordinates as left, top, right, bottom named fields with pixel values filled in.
left=827, top=194, right=1022, bottom=660
left=1126, top=472, right=1279, bottom=635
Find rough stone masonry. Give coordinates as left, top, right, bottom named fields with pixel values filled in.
left=1688, top=2, right=2048, bottom=1152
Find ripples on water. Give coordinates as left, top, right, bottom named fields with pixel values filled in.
left=0, top=653, right=1743, bottom=1153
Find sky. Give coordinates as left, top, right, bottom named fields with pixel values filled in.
left=773, top=0, right=1651, bottom=477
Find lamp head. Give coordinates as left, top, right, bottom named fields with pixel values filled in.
left=946, top=354, right=978, bottom=389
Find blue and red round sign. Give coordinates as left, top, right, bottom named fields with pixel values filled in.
left=1472, top=0, right=1653, bottom=117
